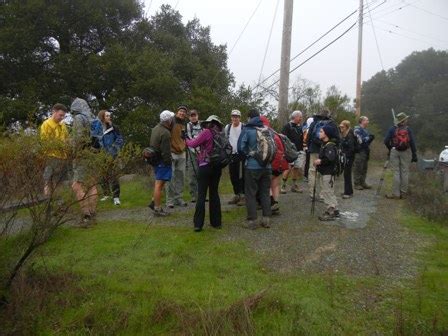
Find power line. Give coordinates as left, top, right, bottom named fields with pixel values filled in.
left=228, top=0, right=264, bottom=56
left=366, top=0, right=385, bottom=70
left=256, top=0, right=280, bottom=89
left=406, top=2, right=448, bottom=22
left=261, top=20, right=359, bottom=92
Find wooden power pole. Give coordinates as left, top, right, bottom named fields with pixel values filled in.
left=355, top=0, right=364, bottom=117
left=278, top=0, right=294, bottom=126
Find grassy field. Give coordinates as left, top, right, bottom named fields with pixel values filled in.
left=1, top=178, right=447, bottom=335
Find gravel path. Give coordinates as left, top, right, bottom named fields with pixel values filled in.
left=6, top=167, right=428, bottom=278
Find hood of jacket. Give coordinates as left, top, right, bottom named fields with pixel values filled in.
left=70, top=98, right=94, bottom=120
left=246, top=116, right=264, bottom=128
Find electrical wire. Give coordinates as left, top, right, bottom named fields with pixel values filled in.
left=366, top=0, right=385, bottom=70
left=406, top=2, right=448, bottom=22
left=261, top=20, right=359, bottom=92
left=256, top=0, right=280, bottom=90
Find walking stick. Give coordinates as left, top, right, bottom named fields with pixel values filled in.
left=311, top=168, right=318, bottom=215
left=185, top=141, right=198, bottom=179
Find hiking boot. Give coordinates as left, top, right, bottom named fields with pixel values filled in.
left=74, top=214, right=93, bottom=228
left=362, top=184, right=372, bottom=189
left=342, top=194, right=353, bottom=199
left=280, top=185, right=287, bottom=194
left=113, top=197, right=121, bottom=206
left=260, top=217, right=270, bottom=228
left=148, top=200, right=155, bottom=210
left=271, top=201, right=280, bottom=212
left=237, top=196, right=246, bottom=206
left=167, top=203, right=175, bottom=209
left=100, top=195, right=110, bottom=202
left=175, top=200, right=188, bottom=207
left=243, top=220, right=258, bottom=230
left=291, top=184, right=303, bottom=193
left=354, top=185, right=364, bottom=190
left=194, top=227, right=202, bottom=232
left=318, top=210, right=336, bottom=221
left=228, top=195, right=240, bottom=205
left=385, top=194, right=401, bottom=200
left=153, top=208, right=169, bottom=217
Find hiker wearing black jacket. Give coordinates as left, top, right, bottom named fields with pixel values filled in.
left=339, top=120, right=356, bottom=199
left=281, top=110, right=304, bottom=193
left=353, top=116, right=375, bottom=190
left=314, top=124, right=340, bottom=221
left=306, top=109, right=339, bottom=200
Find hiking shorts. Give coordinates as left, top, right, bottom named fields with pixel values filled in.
left=154, top=164, right=172, bottom=181
left=290, top=151, right=305, bottom=169
left=43, top=158, right=69, bottom=183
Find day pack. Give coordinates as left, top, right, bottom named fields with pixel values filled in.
left=278, top=133, right=299, bottom=163
left=392, top=126, right=410, bottom=151
left=250, top=126, right=277, bottom=167
left=311, top=119, right=330, bottom=145
left=326, top=142, right=347, bottom=176
left=208, top=131, right=233, bottom=168
left=142, top=147, right=161, bottom=166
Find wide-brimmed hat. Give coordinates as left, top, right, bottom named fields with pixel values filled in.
left=200, top=115, right=223, bottom=127
left=395, top=112, right=409, bottom=125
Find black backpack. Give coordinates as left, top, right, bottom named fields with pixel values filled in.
left=208, top=131, right=233, bottom=168
left=326, top=142, right=347, bottom=176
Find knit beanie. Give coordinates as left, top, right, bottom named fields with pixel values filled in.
left=322, top=123, right=338, bottom=139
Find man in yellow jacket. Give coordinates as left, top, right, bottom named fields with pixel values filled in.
left=40, top=103, right=69, bottom=196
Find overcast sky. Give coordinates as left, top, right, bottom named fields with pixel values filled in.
left=144, top=0, right=448, bottom=101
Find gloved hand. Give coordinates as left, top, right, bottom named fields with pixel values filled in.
left=411, top=153, right=418, bottom=162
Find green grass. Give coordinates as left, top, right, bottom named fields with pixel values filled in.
left=1, top=175, right=448, bottom=334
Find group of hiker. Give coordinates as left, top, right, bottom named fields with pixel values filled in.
left=40, top=98, right=418, bottom=230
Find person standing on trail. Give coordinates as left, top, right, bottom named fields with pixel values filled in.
left=149, top=110, right=175, bottom=217
left=186, top=115, right=224, bottom=232
left=383, top=112, right=417, bottom=199
left=306, top=108, right=339, bottom=201
left=93, top=110, right=124, bottom=206
left=281, top=110, right=305, bottom=194
left=40, top=103, right=69, bottom=197
left=238, top=109, right=273, bottom=230
left=166, top=105, right=188, bottom=208
left=314, top=124, right=340, bottom=221
left=339, top=120, right=356, bottom=199
left=186, top=109, right=202, bottom=203
left=260, top=116, right=288, bottom=214
left=353, top=116, right=375, bottom=190
left=70, top=97, right=98, bottom=227
left=302, top=115, right=314, bottom=182
left=224, top=110, right=246, bottom=206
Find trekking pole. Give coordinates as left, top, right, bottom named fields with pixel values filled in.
left=185, top=140, right=198, bottom=179
left=311, top=168, right=318, bottom=215
left=376, top=154, right=389, bottom=196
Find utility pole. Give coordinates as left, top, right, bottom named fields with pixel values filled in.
left=355, top=0, right=364, bottom=117
left=278, top=0, right=294, bottom=126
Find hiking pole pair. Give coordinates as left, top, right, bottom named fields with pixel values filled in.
left=311, top=168, right=318, bottom=216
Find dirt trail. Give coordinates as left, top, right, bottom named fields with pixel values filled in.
left=5, top=166, right=428, bottom=277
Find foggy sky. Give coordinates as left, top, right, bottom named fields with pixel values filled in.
left=144, top=0, right=448, bottom=102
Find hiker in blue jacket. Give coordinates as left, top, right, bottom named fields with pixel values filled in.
left=237, top=109, right=272, bottom=230
left=96, top=110, right=125, bottom=205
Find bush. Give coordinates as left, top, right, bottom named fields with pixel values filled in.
left=408, top=168, right=448, bottom=223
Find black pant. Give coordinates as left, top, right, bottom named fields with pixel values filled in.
left=228, top=157, right=245, bottom=195
left=194, top=165, right=222, bottom=229
left=101, top=175, right=120, bottom=198
left=344, top=156, right=354, bottom=196
left=304, top=151, right=311, bottom=178
left=245, top=169, right=272, bottom=220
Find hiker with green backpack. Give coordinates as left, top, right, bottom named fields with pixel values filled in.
left=237, top=109, right=276, bottom=230
left=383, top=112, right=417, bottom=200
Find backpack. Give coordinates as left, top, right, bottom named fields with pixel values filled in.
left=310, top=119, right=329, bottom=146
left=143, top=147, right=161, bottom=166
left=392, top=126, right=410, bottom=151
left=208, top=131, right=233, bottom=168
left=326, top=142, right=347, bottom=176
left=278, top=133, right=299, bottom=163
left=250, top=126, right=277, bottom=167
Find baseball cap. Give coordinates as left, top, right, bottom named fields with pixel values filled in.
left=231, top=109, right=241, bottom=117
